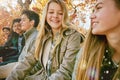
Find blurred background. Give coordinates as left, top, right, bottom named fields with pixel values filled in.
left=0, top=0, right=95, bottom=45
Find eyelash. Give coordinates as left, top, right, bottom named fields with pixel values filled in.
left=93, top=6, right=102, bottom=13
left=48, top=12, right=54, bottom=14
left=96, top=6, right=102, bottom=10
left=59, top=13, right=63, bottom=15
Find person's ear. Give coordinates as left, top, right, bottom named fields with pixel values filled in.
left=30, top=20, right=35, bottom=27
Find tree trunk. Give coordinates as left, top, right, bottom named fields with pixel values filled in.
left=17, top=0, right=32, bottom=10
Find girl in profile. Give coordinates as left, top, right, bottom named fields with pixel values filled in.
left=74, top=0, right=120, bottom=80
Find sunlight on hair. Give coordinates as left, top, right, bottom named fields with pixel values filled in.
left=81, top=60, right=87, bottom=70
left=87, top=67, right=98, bottom=79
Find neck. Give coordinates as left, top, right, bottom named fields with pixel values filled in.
left=52, top=28, right=61, bottom=37
left=106, top=31, right=120, bottom=53
left=26, top=26, right=34, bottom=32
left=106, top=31, right=120, bottom=64
left=112, top=52, right=120, bottom=65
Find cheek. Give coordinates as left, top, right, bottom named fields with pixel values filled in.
left=98, top=11, right=107, bottom=21
left=59, top=16, right=63, bottom=21
left=46, top=15, right=51, bottom=22
left=46, top=15, right=49, bottom=22
left=46, top=16, right=49, bottom=22
left=101, top=14, right=119, bottom=28
left=24, top=22, right=28, bottom=25
left=97, top=12, right=111, bottom=27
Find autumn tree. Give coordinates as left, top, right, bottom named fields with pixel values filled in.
left=31, top=0, right=96, bottom=35
left=17, top=0, right=32, bottom=10
left=0, top=0, right=96, bottom=45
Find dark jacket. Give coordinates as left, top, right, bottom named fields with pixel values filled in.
left=0, top=32, right=24, bottom=65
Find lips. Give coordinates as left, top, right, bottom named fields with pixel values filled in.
left=92, top=22, right=97, bottom=26
left=51, top=19, right=60, bottom=23
left=91, top=20, right=98, bottom=27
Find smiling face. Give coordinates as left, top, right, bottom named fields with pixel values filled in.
left=91, top=0, right=120, bottom=35
left=13, top=22, right=23, bottom=35
left=46, top=2, right=63, bottom=32
left=2, top=28, right=10, bottom=36
left=20, top=14, right=33, bottom=32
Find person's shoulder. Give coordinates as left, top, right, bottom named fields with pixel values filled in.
left=64, top=28, right=85, bottom=43
left=63, top=28, right=78, bottom=36
left=63, top=28, right=84, bottom=37
left=31, top=29, right=38, bottom=35
left=27, top=29, right=38, bottom=42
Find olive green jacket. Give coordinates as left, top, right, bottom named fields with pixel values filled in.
left=18, top=27, right=38, bottom=61
left=6, top=28, right=84, bottom=80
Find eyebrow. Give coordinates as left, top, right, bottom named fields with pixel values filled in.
left=95, top=2, right=103, bottom=8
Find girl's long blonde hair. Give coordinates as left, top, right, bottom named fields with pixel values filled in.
left=34, top=0, right=69, bottom=60
left=76, top=0, right=120, bottom=79
left=76, top=28, right=120, bottom=80
left=76, top=28, right=106, bottom=80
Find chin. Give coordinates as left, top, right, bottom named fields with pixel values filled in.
left=92, top=31, right=104, bottom=35
left=92, top=29, right=100, bottom=35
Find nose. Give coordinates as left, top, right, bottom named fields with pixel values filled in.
left=53, top=13, right=58, bottom=18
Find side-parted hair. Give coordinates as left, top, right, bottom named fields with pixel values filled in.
left=76, top=0, right=120, bottom=79
left=21, top=10, right=40, bottom=28
left=34, top=0, right=69, bottom=60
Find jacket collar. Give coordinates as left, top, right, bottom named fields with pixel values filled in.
left=62, top=28, right=76, bottom=36
left=45, top=27, right=76, bottom=37
left=23, top=27, right=37, bottom=41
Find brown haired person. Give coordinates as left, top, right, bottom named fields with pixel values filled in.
left=0, top=9, right=39, bottom=79
left=6, top=0, right=84, bottom=80
left=0, top=18, right=24, bottom=79
left=0, top=27, right=11, bottom=46
left=2, top=27, right=11, bottom=39
left=17, top=10, right=39, bottom=61
left=73, top=0, right=120, bottom=80
left=0, top=18, right=24, bottom=65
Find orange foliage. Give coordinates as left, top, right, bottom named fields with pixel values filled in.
left=0, top=0, right=96, bottom=45
left=0, top=3, right=21, bottom=45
